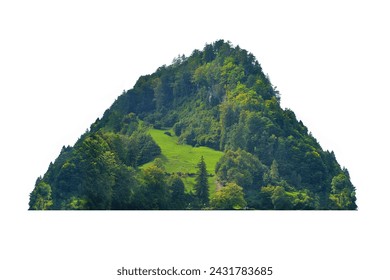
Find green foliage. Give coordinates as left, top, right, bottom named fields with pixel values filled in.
left=29, top=40, right=356, bottom=210
left=130, top=130, right=161, bottom=165
left=328, top=171, right=357, bottom=210
left=29, top=181, right=53, bottom=210
left=141, top=164, right=170, bottom=209
left=216, top=149, right=266, bottom=189
left=194, top=156, right=209, bottom=206
left=65, top=197, right=88, bottom=210
left=271, top=186, right=293, bottom=210
left=210, top=183, right=247, bottom=210
left=258, top=186, right=319, bottom=210
left=111, top=165, right=139, bottom=210
left=168, top=174, right=187, bottom=209
left=78, top=134, right=117, bottom=209
left=263, top=160, right=280, bottom=185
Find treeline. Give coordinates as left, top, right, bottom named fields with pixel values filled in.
left=29, top=40, right=356, bottom=210
left=29, top=128, right=239, bottom=210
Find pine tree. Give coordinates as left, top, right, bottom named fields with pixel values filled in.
left=194, top=156, right=209, bottom=205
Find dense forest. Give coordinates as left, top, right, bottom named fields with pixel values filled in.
left=29, top=40, right=357, bottom=210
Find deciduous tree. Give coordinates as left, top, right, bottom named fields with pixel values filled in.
left=210, top=182, right=246, bottom=210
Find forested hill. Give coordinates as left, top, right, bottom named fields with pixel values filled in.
left=29, top=40, right=357, bottom=210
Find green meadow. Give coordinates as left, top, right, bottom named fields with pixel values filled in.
left=142, top=128, right=224, bottom=194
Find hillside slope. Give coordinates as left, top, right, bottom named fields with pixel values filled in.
left=142, top=128, right=224, bottom=194
left=29, top=40, right=357, bottom=210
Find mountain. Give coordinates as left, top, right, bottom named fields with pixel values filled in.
left=29, top=40, right=357, bottom=210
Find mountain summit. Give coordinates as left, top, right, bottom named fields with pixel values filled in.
left=29, top=40, right=357, bottom=210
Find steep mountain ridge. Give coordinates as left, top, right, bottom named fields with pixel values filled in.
left=29, top=40, right=357, bottom=210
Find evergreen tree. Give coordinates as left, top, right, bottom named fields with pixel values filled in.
left=264, top=159, right=280, bottom=185
left=194, top=156, right=209, bottom=205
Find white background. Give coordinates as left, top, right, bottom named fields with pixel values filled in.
left=1, top=0, right=389, bottom=279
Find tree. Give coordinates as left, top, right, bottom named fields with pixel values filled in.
left=264, top=159, right=280, bottom=185
left=168, top=174, right=187, bottom=209
left=210, top=183, right=247, bottom=210
left=271, top=186, right=293, bottom=210
left=329, top=172, right=357, bottom=210
left=29, top=181, right=53, bottom=210
left=111, top=165, right=139, bottom=210
left=203, top=43, right=215, bottom=62
left=215, top=149, right=266, bottom=189
left=269, top=160, right=280, bottom=181
left=129, top=131, right=161, bottom=165
left=78, top=134, right=117, bottom=210
left=142, top=164, right=170, bottom=209
left=194, top=156, right=209, bottom=205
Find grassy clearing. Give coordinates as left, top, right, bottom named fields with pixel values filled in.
left=142, top=128, right=224, bottom=193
